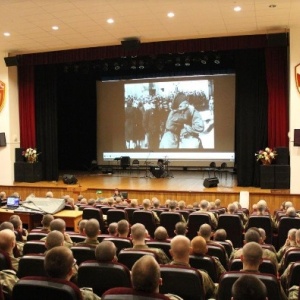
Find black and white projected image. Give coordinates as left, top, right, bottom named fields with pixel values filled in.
left=124, top=79, right=214, bottom=150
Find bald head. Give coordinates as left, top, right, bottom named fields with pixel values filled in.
left=131, top=255, right=161, bottom=293
left=95, top=241, right=117, bottom=262
left=84, top=218, right=100, bottom=238
left=241, top=242, right=263, bottom=267
left=0, top=229, right=16, bottom=252
left=50, top=218, right=66, bottom=232
left=191, top=236, right=207, bottom=255
left=0, top=222, right=14, bottom=231
left=131, top=223, right=146, bottom=241
left=46, top=230, right=64, bottom=250
left=42, top=214, right=54, bottom=228
left=154, top=226, right=168, bottom=241
left=170, top=235, right=191, bottom=261
left=198, top=223, right=212, bottom=240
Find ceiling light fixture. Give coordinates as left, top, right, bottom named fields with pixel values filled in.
left=52, top=26, right=59, bottom=30
left=3, top=32, right=10, bottom=37
left=234, top=6, right=242, bottom=12
left=167, top=12, right=175, bottom=18
left=107, top=18, right=114, bottom=24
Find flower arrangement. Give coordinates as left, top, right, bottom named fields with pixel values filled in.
left=255, top=147, right=277, bottom=165
left=22, top=147, right=40, bottom=163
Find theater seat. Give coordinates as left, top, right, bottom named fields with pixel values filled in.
left=17, top=255, right=47, bottom=278
left=12, top=276, right=83, bottom=300
left=102, top=287, right=170, bottom=300
left=0, top=250, right=13, bottom=271
left=23, top=241, right=47, bottom=255
left=118, top=250, right=156, bottom=270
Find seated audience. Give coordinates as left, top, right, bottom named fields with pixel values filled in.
left=45, top=230, right=64, bottom=251
left=191, top=236, right=225, bottom=280
left=231, top=274, right=267, bottom=300
left=76, top=218, right=100, bottom=248
left=258, top=228, right=276, bottom=252
left=213, top=228, right=234, bottom=248
left=45, top=191, right=53, bottom=198
left=174, top=222, right=188, bottom=236
left=44, top=246, right=100, bottom=300
left=168, top=200, right=186, bottom=223
left=0, top=222, right=21, bottom=257
left=154, top=226, right=169, bottom=242
left=142, top=198, right=160, bottom=224
left=125, top=223, right=170, bottom=264
left=117, top=219, right=130, bottom=238
left=277, top=228, right=297, bottom=262
left=169, top=235, right=216, bottom=299
left=108, top=222, right=118, bottom=236
left=78, top=219, right=88, bottom=235
left=197, top=200, right=218, bottom=229
left=40, top=214, right=54, bottom=233
left=0, top=229, right=20, bottom=271
left=95, top=240, right=117, bottom=262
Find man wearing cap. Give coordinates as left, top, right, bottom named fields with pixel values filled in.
left=160, top=92, right=204, bottom=148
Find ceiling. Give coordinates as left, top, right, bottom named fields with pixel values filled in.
left=1, top=0, right=299, bottom=56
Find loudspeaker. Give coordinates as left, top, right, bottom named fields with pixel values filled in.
left=63, top=174, right=78, bottom=184
left=203, top=177, right=219, bottom=188
left=120, top=156, right=130, bottom=169
left=4, top=56, right=19, bottom=67
left=15, top=148, right=24, bottom=162
left=260, top=165, right=275, bottom=189
left=102, top=167, right=113, bottom=174
left=121, top=38, right=140, bottom=51
left=274, top=165, right=290, bottom=189
left=275, top=147, right=290, bottom=165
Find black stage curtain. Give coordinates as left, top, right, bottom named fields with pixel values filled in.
left=35, top=65, right=59, bottom=181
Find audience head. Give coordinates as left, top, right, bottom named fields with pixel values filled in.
left=287, top=228, right=297, bottom=245
left=87, top=198, right=96, bottom=206
left=108, top=222, right=118, bottom=236
left=44, top=246, right=74, bottom=280
left=170, top=235, right=191, bottom=261
left=84, top=218, right=100, bottom=238
left=78, top=219, right=88, bottom=235
left=45, top=191, right=53, bottom=198
left=131, top=223, right=146, bottom=242
left=45, top=230, right=64, bottom=250
left=215, top=199, right=221, bottom=207
left=129, top=199, right=138, bottom=207
left=174, top=222, right=187, bottom=236
left=154, top=226, right=168, bottom=241
left=178, top=200, right=185, bottom=210
left=286, top=206, right=297, bottom=217
left=41, top=214, right=54, bottom=228
left=131, top=255, right=161, bottom=294
left=0, top=191, right=6, bottom=200
left=152, top=198, right=160, bottom=208
left=0, top=229, right=16, bottom=252
left=241, top=242, right=263, bottom=269
left=244, top=228, right=262, bottom=244
left=142, top=198, right=151, bottom=209
left=9, top=217, right=22, bottom=231
left=232, top=274, right=267, bottom=300
left=95, top=241, right=117, bottom=262
left=199, top=200, right=209, bottom=211
left=198, top=223, right=212, bottom=241
left=213, top=229, right=227, bottom=241
left=258, top=228, right=266, bottom=243
left=285, top=201, right=293, bottom=210
left=117, top=219, right=130, bottom=237
left=191, top=236, right=207, bottom=255
left=0, top=222, right=14, bottom=231
left=227, top=203, right=237, bottom=213
left=49, top=218, right=66, bottom=233
left=168, top=200, right=177, bottom=210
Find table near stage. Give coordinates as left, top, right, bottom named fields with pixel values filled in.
left=0, top=208, right=82, bottom=232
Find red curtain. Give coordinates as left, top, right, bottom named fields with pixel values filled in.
left=265, top=47, right=289, bottom=148
left=18, top=65, right=36, bottom=149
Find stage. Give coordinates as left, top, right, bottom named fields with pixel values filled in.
left=1, top=169, right=297, bottom=214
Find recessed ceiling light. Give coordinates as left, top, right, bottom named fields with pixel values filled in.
left=107, top=18, right=114, bottom=24
left=167, top=12, right=175, bottom=18
left=3, top=32, right=10, bottom=37
left=52, top=26, right=59, bottom=30
left=234, top=6, right=242, bottom=12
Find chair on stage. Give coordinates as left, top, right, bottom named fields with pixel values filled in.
left=78, top=261, right=131, bottom=297
left=12, top=276, right=83, bottom=300
left=130, top=159, right=140, bottom=176
left=201, top=162, right=217, bottom=178
left=159, top=265, right=206, bottom=300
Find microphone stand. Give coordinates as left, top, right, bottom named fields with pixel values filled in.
left=143, top=151, right=152, bottom=178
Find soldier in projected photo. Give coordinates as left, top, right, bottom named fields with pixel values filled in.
left=159, top=92, right=204, bottom=149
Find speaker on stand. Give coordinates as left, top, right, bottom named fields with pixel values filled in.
left=63, top=174, right=78, bottom=184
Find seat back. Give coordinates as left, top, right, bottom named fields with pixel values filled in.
left=0, top=250, right=13, bottom=271
left=287, top=261, right=300, bottom=289
left=23, top=241, right=47, bottom=255
left=283, top=248, right=300, bottom=270
left=78, top=261, right=131, bottom=297
left=278, top=217, right=300, bottom=249
left=217, top=271, right=281, bottom=300
left=207, top=244, right=228, bottom=270
left=217, top=215, right=243, bottom=248
left=71, top=246, right=96, bottom=265
left=26, top=232, right=48, bottom=241
left=118, top=250, right=156, bottom=270
left=214, top=241, right=233, bottom=257
left=124, top=208, right=140, bottom=224
left=159, top=212, right=181, bottom=238
left=82, top=207, right=106, bottom=233
left=12, top=276, right=83, bottom=300
left=245, top=216, right=273, bottom=244
left=146, top=241, right=171, bottom=259
left=187, top=212, right=211, bottom=240
left=68, top=234, right=86, bottom=243
left=102, top=287, right=170, bottom=300
left=107, top=209, right=128, bottom=225
left=132, top=211, right=157, bottom=237
left=159, top=265, right=205, bottom=300
left=229, top=258, right=277, bottom=276
left=103, top=237, right=132, bottom=255
left=189, top=254, right=218, bottom=282
left=17, top=255, right=47, bottom=278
